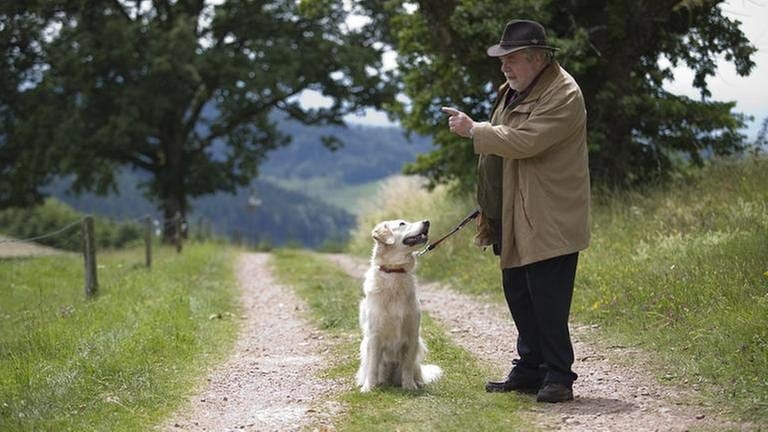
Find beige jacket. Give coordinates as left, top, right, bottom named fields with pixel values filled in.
left=472, top=62, right=591, bottom=268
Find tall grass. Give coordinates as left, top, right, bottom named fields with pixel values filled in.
left=347, top=176, right=501, bottom=299
left=347, top=158, right=768, bottom=422
left=0, top=243, right=240, bottom=431
left=271, top=249, right=534, bottom=432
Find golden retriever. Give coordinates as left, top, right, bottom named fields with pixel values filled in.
left=356, top=219, right=443, bottom=392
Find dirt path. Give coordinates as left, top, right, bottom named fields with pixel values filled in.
left=325, top=253, right=754, bottom=432
left=0, top=235, right=65, bottom=258
left=159, top=252, right=343, bottom=432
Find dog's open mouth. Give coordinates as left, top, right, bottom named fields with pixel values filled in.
left=403, top=226, right=429, bottom=246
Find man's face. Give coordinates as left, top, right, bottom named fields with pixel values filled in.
left=500, top=50, right=540, bottom=91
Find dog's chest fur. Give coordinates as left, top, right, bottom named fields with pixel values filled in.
left=362, top=269, right=420, bottom=344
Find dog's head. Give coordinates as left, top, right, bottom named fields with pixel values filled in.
left=370, top=219, right=430, bottom=267
left=372, top=219, right=430, bottom=248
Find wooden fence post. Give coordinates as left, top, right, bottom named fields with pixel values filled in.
left=144, top=215, right=152, bottom=268
left=82, top=216, right=98, bottom=298
left=175, top=211, right=183, bottom=253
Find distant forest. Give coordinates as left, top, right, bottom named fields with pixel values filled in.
left=47, top=118, right=433, bottom=248
left=262, top=120, right=433, bottom=183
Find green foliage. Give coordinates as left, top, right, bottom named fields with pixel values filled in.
left=0, top=198, right=142, bottom=251
left=271, top=249, right=533, bottom=431
left=1, top=1, right=395, bottom=234
left=347, top=157, right=768, bottom=421
left=0, top=243, right=240, bottom=431
left=0, top=2, right=58, bottom=207
left=356, top=0, right=756, bottom=189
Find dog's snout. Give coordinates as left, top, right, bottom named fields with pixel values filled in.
left=423, top=220, right=430, bottom=228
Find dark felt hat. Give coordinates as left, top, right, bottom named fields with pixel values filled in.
left=487, top=19, right=558, bottom=57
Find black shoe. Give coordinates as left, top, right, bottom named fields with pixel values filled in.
left=536, top=383, right=574, bottom=403
left=485, top=371, right=543, bottom=394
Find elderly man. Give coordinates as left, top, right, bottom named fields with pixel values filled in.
left=443, top=19, right=591, bottom=403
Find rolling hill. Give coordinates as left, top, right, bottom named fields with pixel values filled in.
left=46, top=119, right=434, bottom=247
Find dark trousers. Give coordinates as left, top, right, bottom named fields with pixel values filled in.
left=502, top=252, right=579, bottom=385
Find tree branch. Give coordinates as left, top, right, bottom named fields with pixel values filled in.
left=110, top=0, right=133, bottom=21
left=198, top=88, right=303, bottom=149
left=183, top=84, right=212, bottom=140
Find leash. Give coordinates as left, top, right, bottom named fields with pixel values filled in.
left=416, top=208, right=480, bottom=256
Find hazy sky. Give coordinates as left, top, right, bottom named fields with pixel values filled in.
left=664, top=1, right=768, bottom=138
left=309, top=2, right=768, bottom=138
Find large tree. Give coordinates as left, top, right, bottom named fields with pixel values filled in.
left=0, top=3, right=58, bottom=207
left=356, top=0, right=756, bottom=188
left=1, top=0, right=394, bottom=240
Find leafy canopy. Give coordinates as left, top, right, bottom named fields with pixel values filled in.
left=356, top=0, right=756, bottom=189
left=0, top=0, right=396, bottom=222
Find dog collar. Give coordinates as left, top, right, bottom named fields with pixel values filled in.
left=379, top=266, right=407, bottom=274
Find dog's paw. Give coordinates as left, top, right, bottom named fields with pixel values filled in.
left=402, top=379, right=418, bottom=391
left=359, top=383, right=373, bottom=393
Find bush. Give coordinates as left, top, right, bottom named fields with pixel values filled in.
left=0, top=198, right=143, bottom=251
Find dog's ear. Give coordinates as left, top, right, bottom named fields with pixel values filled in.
left=372, top=223, right=395, bottom=245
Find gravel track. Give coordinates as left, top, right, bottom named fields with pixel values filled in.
left=324, top=253, right=756, bottom=432
left=0, top=235, right=65, bottom=258
left=159, top=252, right=343, bottom=432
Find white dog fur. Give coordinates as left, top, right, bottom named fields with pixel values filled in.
left=356, top=219, right=443, bottom=392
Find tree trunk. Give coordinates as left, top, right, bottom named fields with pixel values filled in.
left=161, top=137, right=187, bottom=245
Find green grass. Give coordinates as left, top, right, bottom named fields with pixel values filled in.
left=576, top=158, right=768, bottom=420
left=346, top=157, right=768, bottom=423
left=270, top=248, right=535, bottom=432
left=0, top=243, right=240, bottom=431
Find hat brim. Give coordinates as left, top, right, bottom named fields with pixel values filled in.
left=486, top=44, right=558, bottom=57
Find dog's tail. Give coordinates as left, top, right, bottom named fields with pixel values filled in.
left=420, top=364, right=443, bottom=384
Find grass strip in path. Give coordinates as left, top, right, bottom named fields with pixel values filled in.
left=0, top=243, right=240, bottom=431
left=271, top=248, right=535, bottom=432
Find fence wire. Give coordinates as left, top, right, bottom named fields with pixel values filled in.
left=0, top=219, right=82, bottom=244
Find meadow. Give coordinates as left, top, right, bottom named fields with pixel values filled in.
left=0, top=156, right=765, bottom=430
left=0, top=243, right=240, bottom=431
left=347, top=157, right=768, bottom=421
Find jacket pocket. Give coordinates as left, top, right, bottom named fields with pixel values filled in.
left=519, top=189, right=535, bottom=231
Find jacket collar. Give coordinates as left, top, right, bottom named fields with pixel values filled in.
left=497, top=60, right=559, bottom=112
left=522, top=60, right=558, bottom=103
